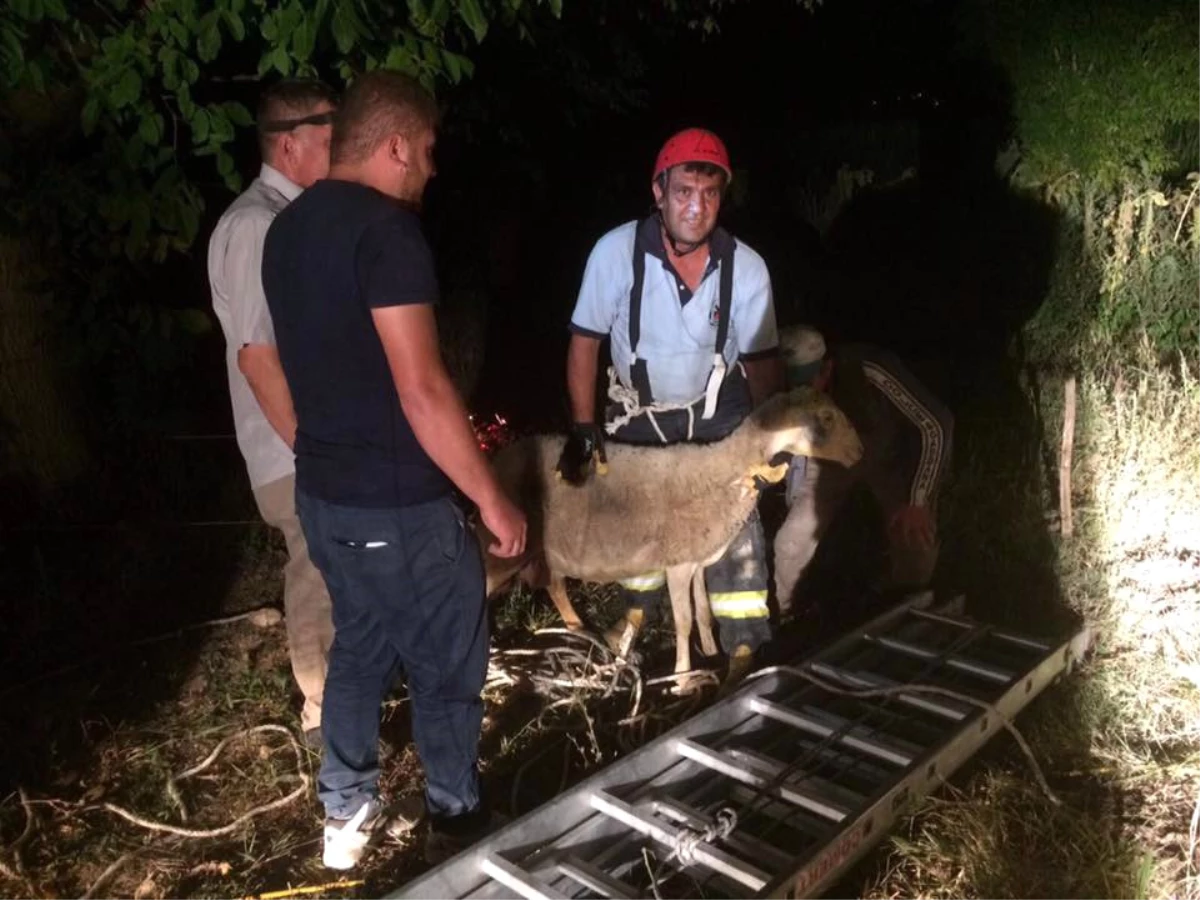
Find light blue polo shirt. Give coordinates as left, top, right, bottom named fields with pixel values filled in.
left=569, top=216, right=779, bottom=405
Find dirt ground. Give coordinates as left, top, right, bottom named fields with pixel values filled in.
left=0, top=481, right=917, bottom=900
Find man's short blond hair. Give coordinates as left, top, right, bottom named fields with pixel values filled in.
left=330, top=71, right=439, bottom=166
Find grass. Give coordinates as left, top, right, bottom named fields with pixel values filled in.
left=860, top=349, right=1200, bottom=900
left=3, top=307, right=1197, bottom=898
left=0, top=523, right=696, bottom=900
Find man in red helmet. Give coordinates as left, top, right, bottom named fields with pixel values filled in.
left=556, top=127, right=785, bottom=682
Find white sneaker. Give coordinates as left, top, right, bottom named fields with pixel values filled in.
left=322, top=800, right=381, bottom=870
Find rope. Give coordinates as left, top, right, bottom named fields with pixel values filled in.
left=670, top=806, right=738, bottom=866
left=603, top=367, right=703, bottom=443
left=745, top=664, right=1062, bottom=805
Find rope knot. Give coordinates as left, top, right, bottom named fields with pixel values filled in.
left=671, top=806, right=738, bottom=865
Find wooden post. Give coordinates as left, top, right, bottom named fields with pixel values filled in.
left=1059, top=375, right=1077, bottom=538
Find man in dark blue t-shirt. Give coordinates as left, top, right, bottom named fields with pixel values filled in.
left=262, top=71, right=526, bottom=871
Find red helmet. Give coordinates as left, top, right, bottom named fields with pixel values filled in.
left=653, top=127, right=732, bottom=184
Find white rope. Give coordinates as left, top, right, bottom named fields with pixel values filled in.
left=603, top=367, right=704, bottom=443
left=670, top=806, right=738, bottom=866
left=746, top=664, right=1062, bottom=805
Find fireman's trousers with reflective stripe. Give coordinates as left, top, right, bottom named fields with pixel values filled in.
left=619, top=507, right=772, bottom=652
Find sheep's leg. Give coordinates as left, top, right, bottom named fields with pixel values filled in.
left=546, top=573, right=584, bottom=632
left=666, top=564, right=695, bottom=676
left=691, top=565, right=719, bottom=658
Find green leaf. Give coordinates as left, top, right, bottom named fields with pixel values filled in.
left=216, top=149, right=236, bottom=176
left=175, top=308, right=212, bottom=336
left=1, top=27, right=24, bottom=67
left=81, top=96, right=101, bottom=135
left=331, top=2, right=356, bottom=54
left=442, top=49, right=461, bottom=82
left=196, top=23, right=221, bottom=62
left=271, top=44, right=292, bottom=75
left=384, top=46, right=418, bottom=75
left=168, top=17, right=189, bottom=45
left=208, top=106, right=234, bottom=143
left=190, top=107, right=210, bottom=143
left=223, top=9, right=246, bottom=41
left=179, top=197, right=200, bottom=243
left=176, top=84, right=195, bottom=118
left=137, top=112, right=163, bottom=144
left=456, top=0, right=488, bottom=42
left=444, top=49, right=475, bottom=81
left=43, top=0, right=67, bottom=21
left=223, top=101, right=253, bottom=127
left=111, top=67, right=142, bottom=109
left=181, top=57, right=200, bottom=83
left=292, top=16, right=316, bottom=60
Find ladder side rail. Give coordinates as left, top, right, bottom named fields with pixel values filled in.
left=386, top=669, right=798, bottom=899
left=763, top=624, right=1091, bottom=898
left=522, top=596, right=966, bottom=897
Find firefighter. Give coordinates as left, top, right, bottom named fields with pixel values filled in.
left=556, top=127, right=785, bottom=681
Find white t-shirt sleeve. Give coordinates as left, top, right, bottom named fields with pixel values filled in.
left=569, top=225, right=633, bottom=338
left=221, top=209, right=276, bottom=347
left=731, top=244, right=779, bottom=356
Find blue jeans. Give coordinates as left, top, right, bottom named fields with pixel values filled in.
left=296, top=488, right=489, bottom=824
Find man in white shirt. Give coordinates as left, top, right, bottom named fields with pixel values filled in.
left=207, top=79, right=338, bottom=746
left=559, top=127, right=785, bottom=684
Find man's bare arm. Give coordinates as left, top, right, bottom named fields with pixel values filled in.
left=743, top=354, right=785, bottom=407
left=566, top=333, right=602, bottom=423
left=371, top=303, right=525, bottom=556
left=238, top=344, right=297, bottom=449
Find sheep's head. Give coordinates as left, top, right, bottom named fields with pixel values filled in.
left=753, top=387, right=863, bottom=468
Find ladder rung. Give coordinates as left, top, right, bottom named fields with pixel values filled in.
left=728, top=785, right=833, bottom=840
left=556, top=856, right=637, bottom=899
left=480, top=854, right=568, bottom=900
left=909, top=608, right=1053, bottom=651
left=748, top=697, right=918, bottom=766
left=590, top=790, right=770, bottom=891
left=676, top=739, right=851, bottom=822
left=867, top=633, right=1014, bottom=683
left=727, top=747, right=865, bottom=812
left=782, top=733, right=896, bottom=787
left=652, top=797, right=795, bottom=870
left=808, top=662, right=972, bottom=721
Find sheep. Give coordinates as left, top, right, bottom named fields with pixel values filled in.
left=479, top=386, right=864, bottom=678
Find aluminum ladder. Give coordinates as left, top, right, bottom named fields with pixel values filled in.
left=389, top=594, right=1092, bottom=899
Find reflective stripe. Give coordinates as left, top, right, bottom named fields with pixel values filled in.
left=709, top=590, right=770, bottom=619
left=618, top=572, right=666, bottom=591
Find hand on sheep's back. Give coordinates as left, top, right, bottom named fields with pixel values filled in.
left=554, top=423, right=608, bottom=485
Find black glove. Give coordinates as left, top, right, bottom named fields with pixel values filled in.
left=555, top=423, right=608, bottom=485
